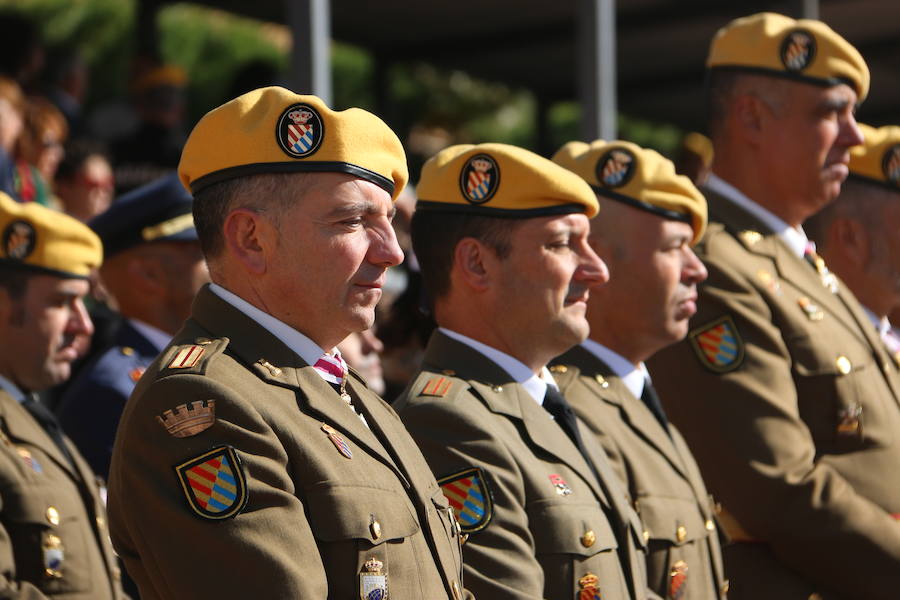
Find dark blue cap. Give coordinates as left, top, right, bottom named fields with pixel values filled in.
left=90, top=173, right=197, bottom=258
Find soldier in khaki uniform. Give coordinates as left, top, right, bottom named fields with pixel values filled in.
left=551, top=140, right=727, bottom=599
left=804, top=124, right=900, bottom=363
left=0, top=195, right=127, bottom=598
left=107, top=88, right=470, bottom=599
left=647, top=13, right=900, bottom=600
left=395, top=143, right=658, bottom=600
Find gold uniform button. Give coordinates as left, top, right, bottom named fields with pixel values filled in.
left=705, top=519, right=715, bottom=531
left=195, top=337, right=213, bottom=345
left=676, top=524, right=687, bottom=543
left=492, top=385, right=503, bottom=392
left=835, top=355, right=852, bottom=375
left=370, top=519, right=382, bottom=540
left=581, top=530, right=596, bottom=548
left=46, top=506, right=60, bottom=526
left=550, top=364, right=567, bottom=374
left=120, top=346, right=135, bottom=356
left=721, top=579, right=729, bottom=594
left=594, top=374, right=609, bottom=388
left=451, top=580, right=462, bottom=600
left=96, top=516, right=105, bottom=529
left=642, top=529, right=650, bottom=543
left=442, top=369, right=456, bottom=376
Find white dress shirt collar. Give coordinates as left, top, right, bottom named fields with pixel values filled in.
left=580, top=339, right=648, bottom=399
left=439, top=328, right=556, bottom=405
left=706, top=173, right=810, bottom=259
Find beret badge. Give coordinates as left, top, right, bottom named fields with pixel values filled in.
left=276, top=103, right=325, bottom=158
left=596, top=148, right=637, bottom=188
left=780, top=29, right=816, bottom=71
left=882, top=144, right=900, bottom=187
left=459, top=153, right=500, bottom=204
left=3, top=220, right=36, bottom=261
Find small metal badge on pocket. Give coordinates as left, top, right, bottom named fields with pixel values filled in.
left=836, top=402, right=863, bottom=439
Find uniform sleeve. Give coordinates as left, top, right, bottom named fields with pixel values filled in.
left=648, top=251, right=900, bottom=599
left=108, top=373, right=327, bottom=599
left=398, top=392, right=546, bottom=600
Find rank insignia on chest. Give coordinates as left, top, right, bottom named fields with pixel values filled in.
left=175, top=445, right=248, bottom=520
left=689, top=316, right=745, bottom=373
left=549, top=473, right=573, bottom=496
left=359, top=557, right=387, bottom=600
left=578, top=572, right=602, bottom=599
left=669, top=560, right=688, bottom=600
left=17, top=447, right=42, bottom=473
left=438, top=466, right=493, bottom=534
left=321, top=423, right=353, bottom=459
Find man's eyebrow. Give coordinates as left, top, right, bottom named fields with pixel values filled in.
left=324, top=201, right=395, bottom=220
left=821, top=96, right=852, bottom=111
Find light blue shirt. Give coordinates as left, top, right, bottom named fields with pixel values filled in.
left=580, top=339, right=650, bottom=400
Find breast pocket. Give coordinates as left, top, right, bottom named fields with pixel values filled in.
left=637, top=495, right=711, bottom=592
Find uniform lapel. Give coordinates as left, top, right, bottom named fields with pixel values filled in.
left=0, top=394, right=80, bottom=480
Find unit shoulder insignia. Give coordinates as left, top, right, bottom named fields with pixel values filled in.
left=157, top=400, right=216, bottom=437
left=689, top=316, right=745, bottom=373
left=175, top=445, right=248, bottom=520
left=420, top=375, right=453, bottom=398
left=437, top=466, right=493, bottom=534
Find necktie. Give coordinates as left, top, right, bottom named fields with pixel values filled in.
left=640, top=379, right=670, bottom=434
left=313, top=351, right=352, bottom=404
left=804, top=243, right=839, bottom=293
left=22, top=394, right=75, bottom=469
left=542, top=386, right=595, bottom=475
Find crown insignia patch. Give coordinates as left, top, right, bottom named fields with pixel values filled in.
left=175, top=446, right=248, bottom=520
left=780, top=29, right=816, bottom=71
left=596, top=148, right=636, bottom=188
left=460, top=153, right=500, bottom=204
left=276, top=103, right=324, bottom=158
left=2, top=220, right=36, bottom=260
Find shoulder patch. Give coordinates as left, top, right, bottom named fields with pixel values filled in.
left=689, top=316, right=745, bottom=373
left=167, top=345, right=205, bottom=369
left=438, top=467, right=493, bottom=534
left=420, top=376, right=453, bottom=397
left=156, top=400, right=216, bottom=438
left=175, top=445, right=248, bottom=520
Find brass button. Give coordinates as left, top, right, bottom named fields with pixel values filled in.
left=676, top=524, right=687, bottom=543
left=451, top=580, right=462, bottom=600
left=96, top=516, right=106, bottom=529
left=642, top=529, right=650, bottom=543
left=581, top=530, right=596, bottom=547
left=195, top=337, right=213, bottom=345
left=442, top=369, right=456, bottom=376
left=835, top=355, right=852, bottom=375
left=120, top=346, right=134, bottom=356
left=370, top=519, right=382, bottom=540
left=721, top=579, right=729, bottom=594
left=460, top=533, right=469, bottom=545
left=594, top=375, right=609, bottom=388
left=550, top=364, right=567, bottom=373
left=46, top=506, right=60, bottom=526
left=705, top=519, right=715, bottom=531
left=492, top=385, right=503, bottom=392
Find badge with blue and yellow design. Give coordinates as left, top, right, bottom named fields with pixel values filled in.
left=359, top=557, right=387, bottom=600
left=459, top=154, right=499, bottom=204
left=175, top=445, right=248, bottom=520
left=276, top=103, right=324, bottom=158
left=438, top=466, right=493, bottom=534
left=689, top=316, right=745, bottom=373
left=595, top=147, right=636, bottom=188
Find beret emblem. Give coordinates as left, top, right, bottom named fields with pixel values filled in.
left=3, top=220, right=36, bottom=261
left=882, top=144, right=900, bottom=187
left=596, top=148, right=636, bottom=188
left=780, top=29, right=816, bottom=71
left=459, top=153, right=500, bottom=204
left=276, top=103, right=324, bottom=158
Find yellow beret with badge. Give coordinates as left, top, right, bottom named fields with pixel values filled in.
left=416, top=142, right=598, bottom=218
left=178, top=86, right=408, bottom=200
left=848, top=123, right=900, bottom=190
left=707, top=12, right=869, bottom=101
left=552, top=139, right=707, bottom=244
left=0, top=193, right=102, bottom=278
left=682, top=132, right=714, bottom=168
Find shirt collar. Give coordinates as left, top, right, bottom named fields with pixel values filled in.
left=707, top=173, right=809, bottom=259
left=0, top=374, right=25, bottom=403
left=209, top=283, right=329, bottom=366
left=439, top=327, right=555, bottom=405
left=128, top=319, right=172, bottom=353
left=580, top=339, right=647, bottom=399
left=861, top=305, right=890, bottom=337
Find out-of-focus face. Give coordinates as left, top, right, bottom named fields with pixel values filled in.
left=263, top=173, right=404, bottom=350
left=154, top=240, right=209, bottom=334
left=866, top=198, right=900, bottom=314
left=0, top=98, right=23, bottom=154
left=338, top=328, right=385, bottom=395
left=57, top=154, right=114, bottom=223
left=0, top=274, right=92, bottom=391
left=757, top=81, right=863, bottom=221
left=491, top=213, right=609, bottom=360
left=589, top=210, right=707, bottom=362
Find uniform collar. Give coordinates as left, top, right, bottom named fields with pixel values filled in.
left=438, top=327, right=556, bottom=404
left=209, top=282, right=330, bottom=366
left=707, top=173, right=809, bottom=258
left=580, top=339, right=647, bottom=399
left=860, top=305, right=890, bottom=338
left=0, top=374, right=25, bottom=403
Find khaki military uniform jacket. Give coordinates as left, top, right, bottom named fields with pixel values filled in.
left=394, top=330, right=654, bottom=600
left=553, top=345, right=727, bottom=600
left=107, top=286, right=468, bottom=599
left=648, top=189, right=900, bottom=600
left=0, top=389, right=125, bottom=599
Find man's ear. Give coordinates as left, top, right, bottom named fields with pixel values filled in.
left=453, top=238, right=496, bottom=292
left=222, top=208, right=273, bottom=275
left=732, top=93, right=769, bottom=146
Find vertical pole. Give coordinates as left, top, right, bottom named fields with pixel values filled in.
left=286, top=0, right=332, bottom=105
left=577, top=0, right=617, bottom=141
left=788, top=0, right=819, bottom=19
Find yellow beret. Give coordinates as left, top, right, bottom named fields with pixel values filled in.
left=682, top=132, right=714, bottom=168
left=552, top=140, right=707, bottom=245
left=416, top=143, right=598, bottom=218
left=132, top=65, right=187, bottom=94
left=707, top=12, right=869, bottom=101
left=0, top=193, right=102, bottom=278
left=848, top=123, right=900, bottom=190
left=178, top=87, right=408, bottom=200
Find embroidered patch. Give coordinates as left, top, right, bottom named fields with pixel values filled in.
left=2, top=220, right=36, bottom=260
left=595, top=147, right=636, bottom=188
left=459, top=153, right=499, bottom=204
left=359, top=557, right=387, bottom=600
left=689, top=316, right=745, bottom=373
left=157, top=400, right=216, bottom=438
left=883, top=143, right=900, bottom=187
left=276, top=103, right=324, bottom=158
left=780, top=29, right=816, bottom=71
left=438, top=467, right=493, bottom=534
left=167, top=345, right=205, bottom=369
left=578, top=573, right=602, bottom=600
left=549, top=474, right=572, bottom=496
left=175, top=446, right=248, bottom=520
left=420, top=376, right=453, bottom=397
left=669, top=560, right=688, bottom=600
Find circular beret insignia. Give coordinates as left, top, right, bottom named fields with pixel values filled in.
left=275, top=103, right=324, bottom=158
left=780, top=29, right=816, bottom=72
left=595, top=148, right=636, bottom=188
left=459, top=153, right=500, bottom=204
left=2, top=220, right=36, bottom=261
left=882, top=144, right=900, bottom=187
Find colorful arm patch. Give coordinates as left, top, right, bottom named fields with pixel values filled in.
left=437, top=467, right=493, bottom=534
left=688, top=316, right=745, bottom=373
left=175, top=445, right=248, bottom=520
